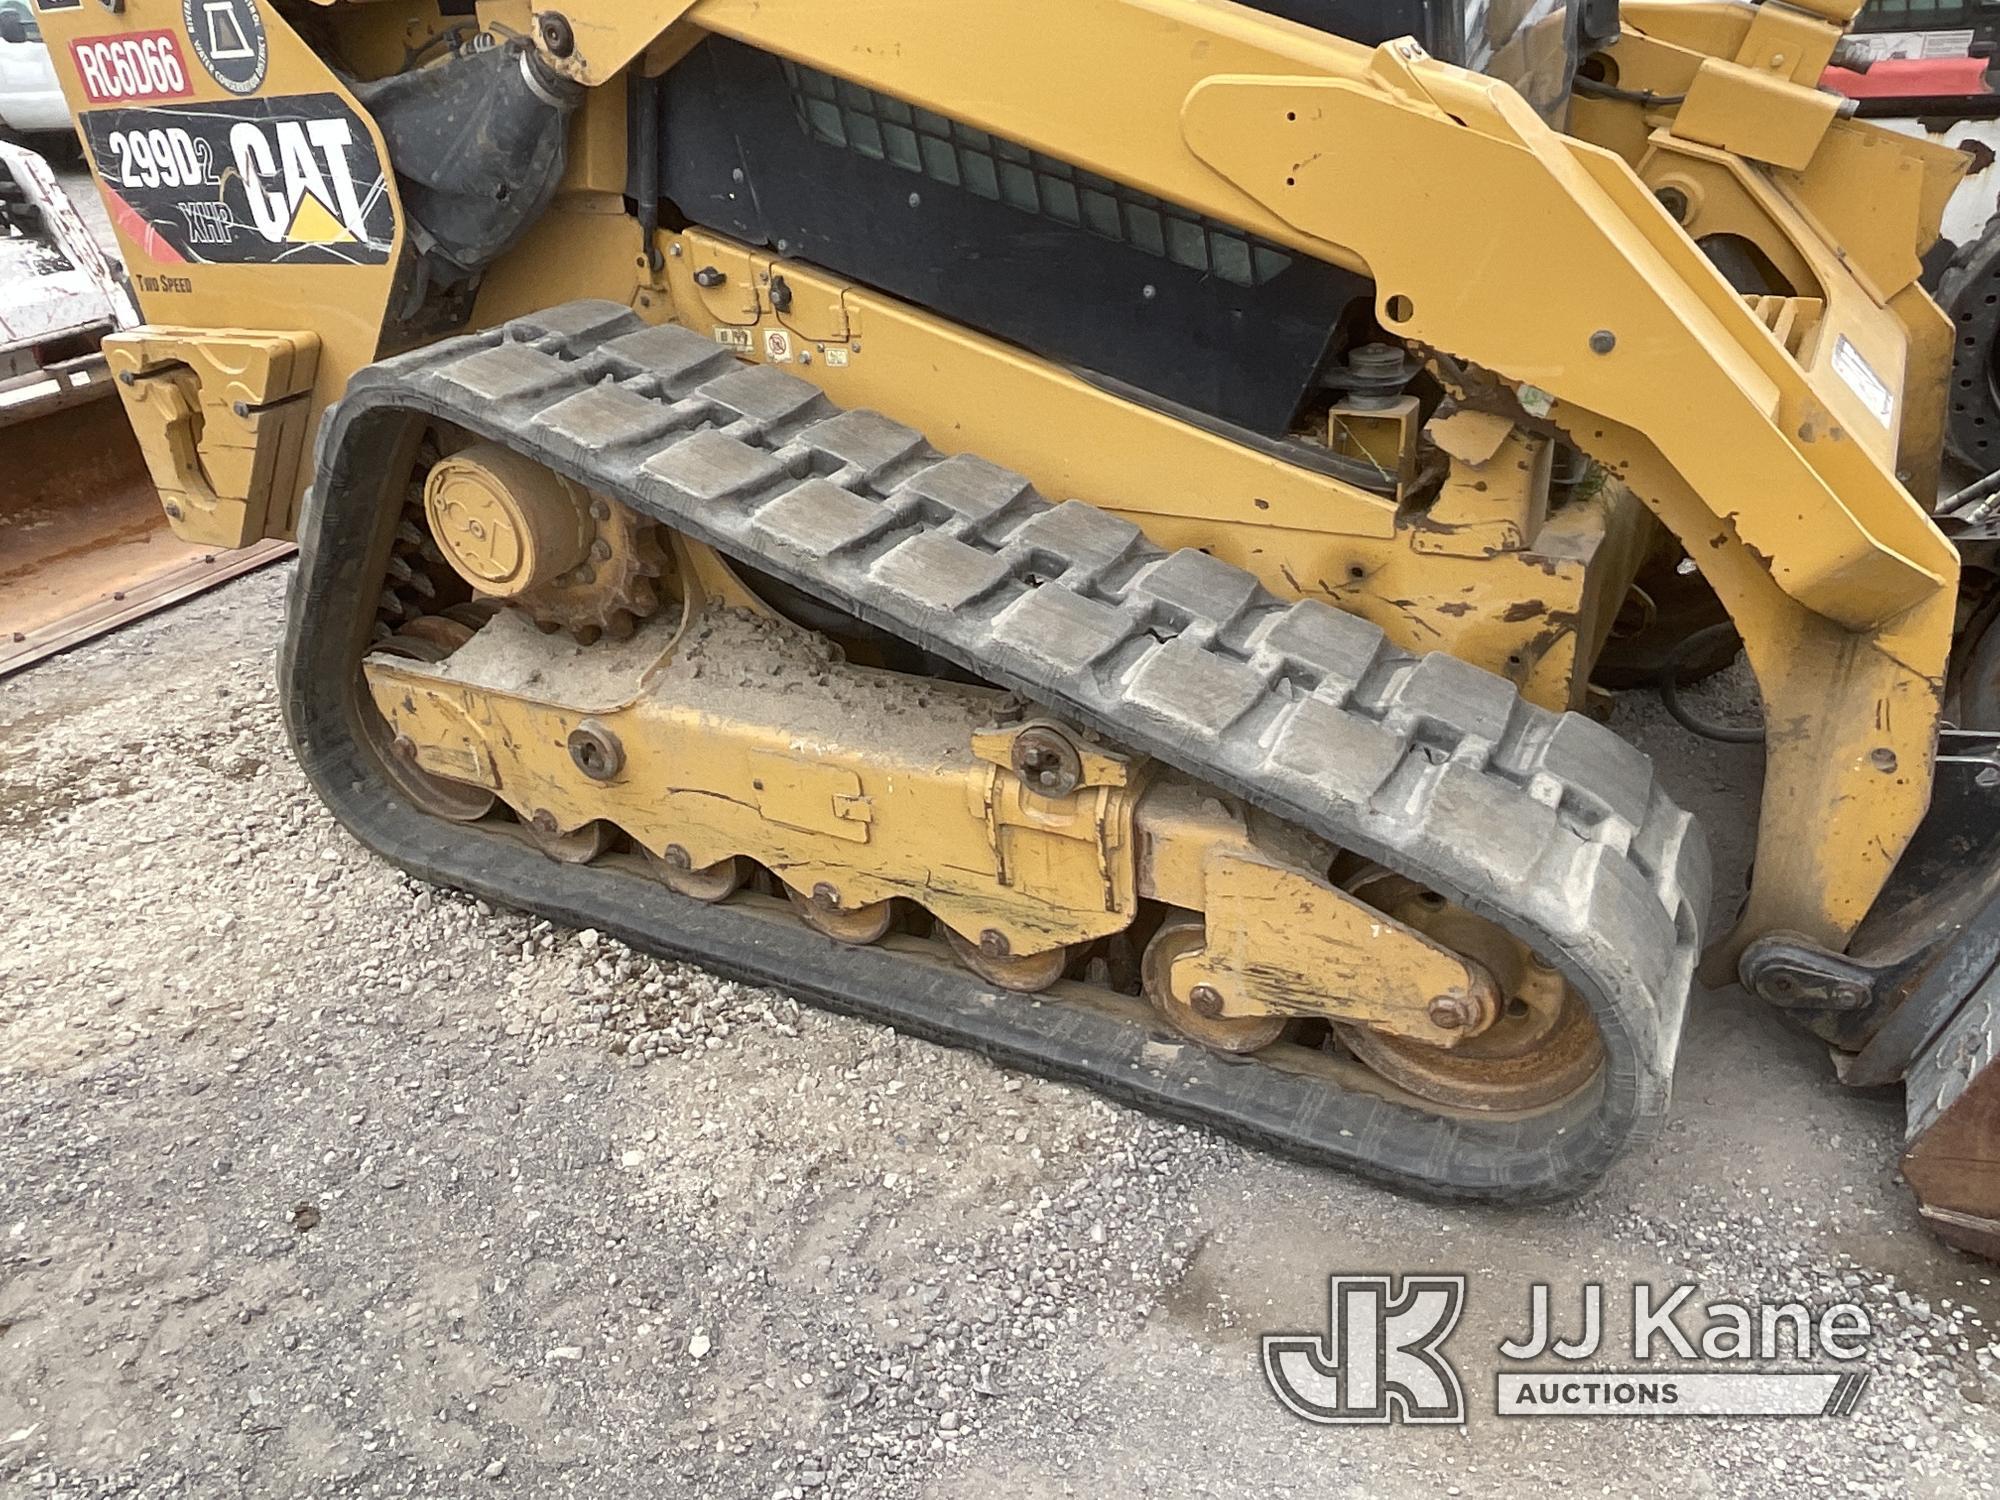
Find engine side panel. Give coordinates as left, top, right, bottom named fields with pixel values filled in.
left=648, top=38, right=1372, bottom=437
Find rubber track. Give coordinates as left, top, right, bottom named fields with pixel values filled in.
left=285, top=300, right=1711, bottom=1200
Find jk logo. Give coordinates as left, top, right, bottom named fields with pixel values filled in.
left=1262, top=1274, right=1467, bottom=1425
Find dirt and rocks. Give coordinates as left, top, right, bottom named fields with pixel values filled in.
left=3, top=566, right=1998, bottom=1498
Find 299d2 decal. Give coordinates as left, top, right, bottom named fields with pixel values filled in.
left=80, top=94, right=394, bottom=267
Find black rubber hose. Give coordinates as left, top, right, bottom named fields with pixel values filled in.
left=1657, top=622, right=1765, bottom=744
left=632, top=70, right=664, bottom=274
left=1940, top=464, right=2000, bottom=516
left=1573, top=76, right=1688, bottom=108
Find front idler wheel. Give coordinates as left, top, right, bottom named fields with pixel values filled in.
left=1332, top=869, right=1604, bottom=1111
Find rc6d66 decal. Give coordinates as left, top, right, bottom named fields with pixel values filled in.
left=70, top=31, right=193, bottom=104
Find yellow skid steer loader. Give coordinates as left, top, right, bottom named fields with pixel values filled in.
left=29, top=0, right=2000, bottom=1252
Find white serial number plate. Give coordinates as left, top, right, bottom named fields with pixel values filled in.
left=1831, top=335, right=1894, bottom=429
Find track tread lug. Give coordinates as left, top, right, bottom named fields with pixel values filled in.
left=431, top=342, right=576, bottom=406
left=1381, top=650, right=1519, bottom=753
left=700, top=362, right=836, bottom=432
left=641, top=429, right=788, bottom=507
left=1122, top=637, right=1270, bottom=743
left=1249, top=599, right=1389, bottom=705
left=870, top=531, right=1017, bottom=615
left=532, top=383, right=697, bottom=456
left=1530, top=713, right=1658, bottom=836
left=799, top=409, right=929, bottom=483
left=747, top=476, right=898, bottom=558
left=1128, top=549, right=1262, bottom=637
left=989, top=584, right=1134, bottom=674
left=508, top=299, right=643, bottom=345
left=1002, top=499, right=1147, bottom=586
left=599, top=322, right=740, bottom=391
left=897, top=452, right=1039, bottom=533
left=1265, top=696, right=1407, bottom=805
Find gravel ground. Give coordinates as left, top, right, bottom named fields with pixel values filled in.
left=3, top=567, right=1998, bottom=1498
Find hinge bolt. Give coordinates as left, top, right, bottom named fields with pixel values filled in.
left=1189, top=985, right=1225, bottom=1018
left=566, top=719, right=625, bottom=781
left=1428, top=995, right=1475, bottom=1031
left=538, top=11, right=575, bottom=57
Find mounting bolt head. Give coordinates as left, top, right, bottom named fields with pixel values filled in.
left=1188, top=984, right=1225, bottom=1018
left=811, top=882, right=841, bottom=909
left=1010, top=726, right=1083, bottom=798
left=1588, top=329, right=1617, bottom=355
left=566, top=719, right=624, bottom=781
left=1428, top=995, right=1474, bottom=1031
left=538, top=11, right=576, bottom=57
left=978, top=929, right=1011, bottom=959
left=1870, top=747, right=1898, bottom=773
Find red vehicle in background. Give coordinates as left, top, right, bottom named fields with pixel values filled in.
left=1824, top=0, right=2000, bottom=473
left=1825, top=0, right=2000, bottom=110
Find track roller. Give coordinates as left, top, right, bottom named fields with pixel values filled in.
left=945, top=927, right=1070, bottom=994
left=1331, top=869, right=1603, bottom=1111
left=645, top=846, right=750, bottom=903
left=787, top=884, right=897, bottom=945
left=525, top=816, right=617, bottom=864
left=1141, top=912, right=1287, bottom=1055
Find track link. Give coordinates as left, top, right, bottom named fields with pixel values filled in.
left=286, top=300, right=1711, bottom=1200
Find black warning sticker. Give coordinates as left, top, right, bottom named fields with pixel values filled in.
left=79, top=94, right=395, bottom=267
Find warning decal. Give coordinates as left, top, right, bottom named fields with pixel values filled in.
left=79, top=94, right=395, bottom=267
left=180, top=0, right=268, bottom=96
